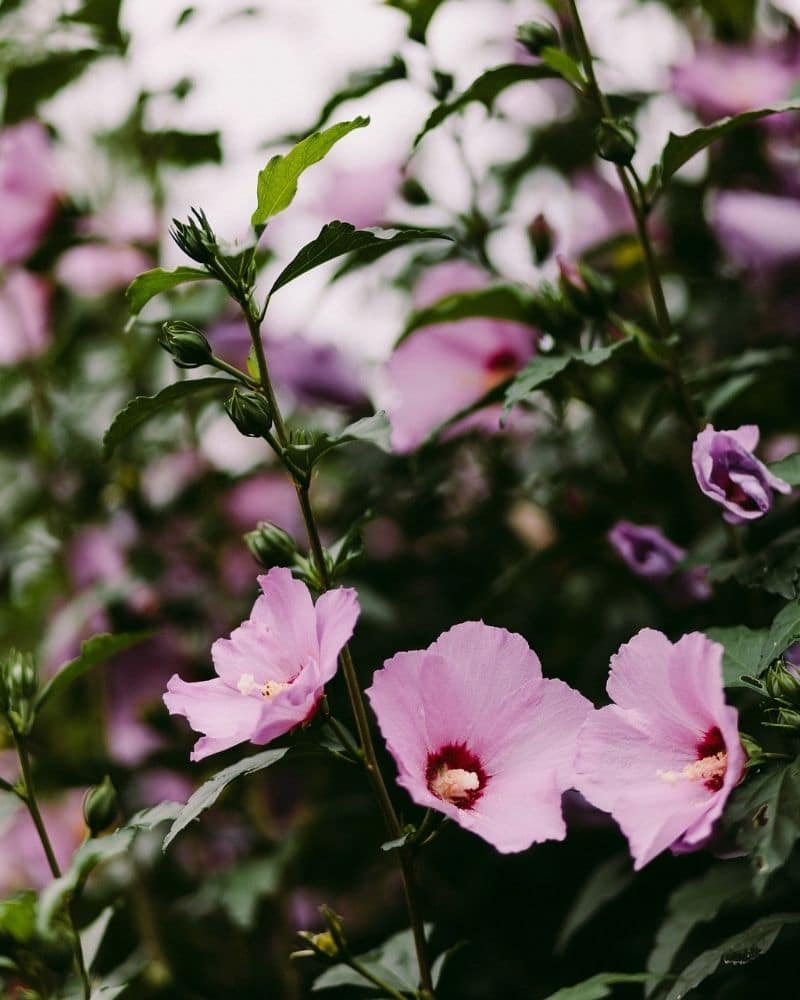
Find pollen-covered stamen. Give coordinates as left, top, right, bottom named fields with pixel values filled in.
left=658, top=726, right=728, bottom=792
left=237, top=673, right=292, bottom=699
left=425, top=742, right=487, bottom=809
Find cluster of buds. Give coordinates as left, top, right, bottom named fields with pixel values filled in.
left=763, top=644, right=800, bottom=733
left=0, top=649, right=38, bottom=736
left=169, top=208, right=256, bottom=299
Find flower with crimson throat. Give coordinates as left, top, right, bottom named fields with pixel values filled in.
left=574, top=628, right=746, bottom=869
left=366, top=621, right=591, bottom=853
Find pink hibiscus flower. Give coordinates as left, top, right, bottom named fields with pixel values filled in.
left=164, top=567, right=359, bottom=761
left=366, top=621, right=591, bottom=853
left=574, top=629, right=746, bottom=870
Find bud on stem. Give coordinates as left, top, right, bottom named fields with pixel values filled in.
left=224, top=388, right=273, bottom=438
left=159, top=321, right=213, bottom=369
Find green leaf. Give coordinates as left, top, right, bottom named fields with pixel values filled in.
left=504, top=341, right=629, bottom=413
left=398, top=284, right=541, bottom=345
left=163, top=748, right=288, bottom=850
left=139, top=129, right=222, bottom=167
left=704, top=626, right=768, bottom=687
left=287, top=412, right=392, bottom=472
left=251, top=117, right=369, bottom=230
left=313, top=925, right=429, bottom=992
left=663, top=913, right=800, bottom=1000
left=65, top=0, right=126, bottom=50
left=0, top=892, right=36, bottom=945
left=36, top=632, right=152, bottom=711
left=542, top=972, right=653, bottom=1000
left=539, top=46, right=585, bottom=88
left=270, top=221, right=450, bottom=294
left=770, top=453, right=800, bottom=487
left=280, top=56, right=406, bottom=140
left=103, top=377, right=234, bottom=459
left=126, top=266, right=211, bottom=315
left=646, top=863, right=752, bottom=991
left=3, top=50, right=98, bottom=123
left=414, top=63, right=559, bottom=147
left=650, top=102, right=800, bottom=196
left=556, top=854, right=634, bottom=953
left=760, top=600, right=800, bottom=670
left=723, top=762, right=800, bottom=890
left=708, top=529, right=800, bottom=601
left=387, top=0, right=446, bottom=41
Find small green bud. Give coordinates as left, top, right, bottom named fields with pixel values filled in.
left=83, top=775, right=119, bottom=835
left=528, top=212, right=554, bottom=265
left=0, top=649, right=38, bottom=735
left=245, top=521, right=298, bottom=569
left=400, top=177, right=430, bottom=206
left=516, top=20, right=559, bottom=56
left=169, top=208, right=219, bottom=267
left=765, top=662, right=800, bottom=703
left=594, top=117, right=637, bottom=166
left=158, top=321, right=213, bottom=369
left=224, top=388, right=273, bottom=438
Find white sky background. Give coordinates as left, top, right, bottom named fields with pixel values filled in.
left=41, top=0, right=707, bottom=364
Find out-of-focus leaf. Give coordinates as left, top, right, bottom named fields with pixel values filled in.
left=280, top=56, right=406, bottom=139
left=3, top=50, right=98, bottom=123
left=103, top=378, right=234, bottom=459
left=313, top=925, right=429, bottom=992
left=708, top=530, right=800, bottom=601
left=139, top=129, right=222, bottom=166
left=387, top=0, right=446, bottom=41
left=414, top=63, right=560, bottom=146
left=63, top=0, right=126, bottom=51
left=252, top=117, right=369, bottom=230
left=270, top=221, right=450, bottom=293
left=163, top=748, right=288, bottom=850
left=181, top=849, right=291, bottom=929
left=126, top=266, right=211, bottom=315
left=704, top=625, right=767, bottom=687
left=36, top=632, right=152, bottom=711
left=398, top=284, right=542, bottom=344
left=646, top=863, right=752, bottom=992
left=649, top=102, right=800, bottom=196
left=556, top=853, right=634, bottom=953
left=542, top=972, right=653, bottom=1000
left=723, top=762, right=800, bottom=891
left=770, top=454, right=800, bottom=487
left=663, top=913, right=800, bottom=1000
left=760, top=599, right=800, bottom=670
left=81, top=906, right=115, bottom=970
left=504, top=341, right=630, bottom=413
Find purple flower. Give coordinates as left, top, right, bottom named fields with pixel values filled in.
left=0, top=269, right=51, bottom=366
left=0, top=790, right=86, bottom=893
left=709, top=191, right=800, bottom=272
left=575, top=629, right=746, bottom=869
left=672, top=43, right=800, bottom=121
left=367, top=622, right=591, bottom=853
left=164, top=568, right=359, bottom=761
left=692, top=424, right=790, bottom=524
left=608, top=520, right=711, bottom=602
left=0, top=120, right=58, bottom=265
left=313, top=161, right=401, bottom=229
left=784, top=641, right=800, bottom=677
left=56, top=243, right=152, bottom=297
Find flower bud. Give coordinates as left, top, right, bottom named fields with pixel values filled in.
left=771, top=706, right=800, bottom=732
left=400, top=177, right=430, bottom=206
left=557, top=257, right=610, bottom=318
left=83, top=775, right=119, bottom=835
left=528, top=212, right=554, bottom=265
left=516, top=20, right=559, bottom=56
left=245, top=521, right=298, bottom=568
left=594, top=118, right=637, bottom=166
left=765, top=661, right=800, bottom=703
left=0, top=649, right=38, bottom=735
left=158, top=321, right=213, bottom=369
left=224, top=388, right=273, bottom=438
left=306, top=931, right=339, bottom=958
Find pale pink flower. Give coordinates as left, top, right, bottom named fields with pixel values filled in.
left=0, top=269, right=51, bottom=366
left=367, top=622, right=591, bottom=853
left=164, top=568, right=359, bottom=761
left=0, top=790, right=86, bottom=894
left=0, top=120, right=58, bottom=265
left=56, top=243, right=152, bottom=297
left=575, top=629, right=746, bottom=870
left=314, top=161, right=402, bottom=229
left=709, top=190, right=800, bottom=272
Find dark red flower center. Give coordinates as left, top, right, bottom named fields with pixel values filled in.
left=425, top=743, right=487, bottom=810
left=695, top=726, right=727, bottom=792
left=485, top=349, right=519, bottom=377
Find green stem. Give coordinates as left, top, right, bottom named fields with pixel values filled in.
left=565, top=0, right=700, bottom=430
left=242, top=297, right=435, bottom=996
left=14, top=735, right=91, bottom=999
left=346, top=956, right=412, bottom=1000
left=209, top=353, right=260, bottom=388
